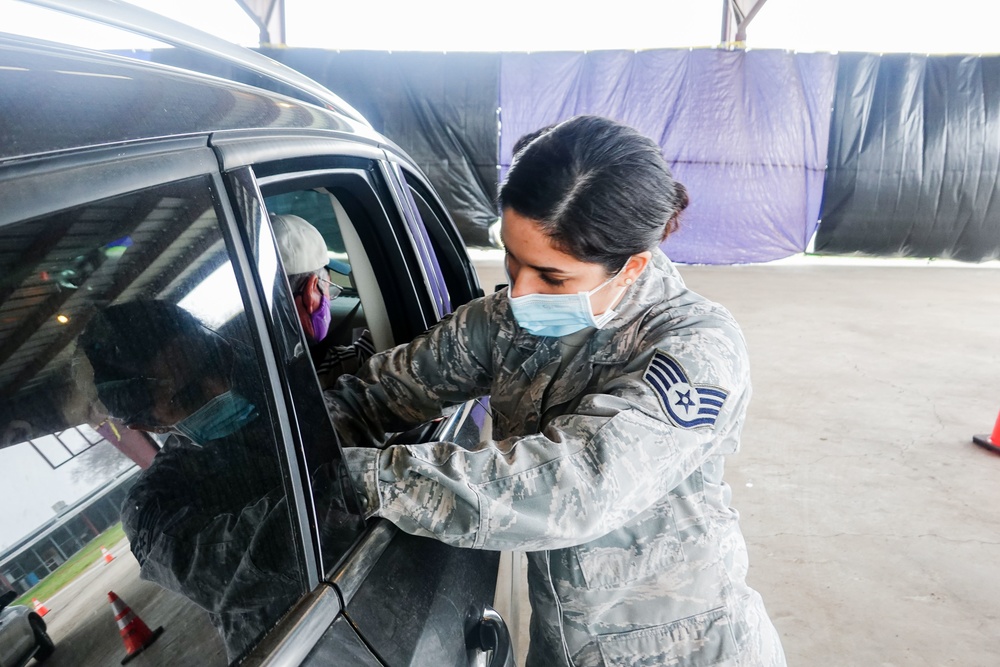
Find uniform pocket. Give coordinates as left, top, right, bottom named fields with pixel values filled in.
left=597, top=606, right=739, bottom=667
left=572, top=502, right=684, bottom=590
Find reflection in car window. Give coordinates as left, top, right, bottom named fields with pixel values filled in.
left=394, top=171, right=453, bottom=318
left=0, top=176, right=318, bottom=665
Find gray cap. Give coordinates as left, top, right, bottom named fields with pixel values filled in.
left=270, top=213, right=328, bottom=275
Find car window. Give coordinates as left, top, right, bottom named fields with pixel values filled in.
left=253, top=161, right=482, bottom=576
left=216, top=166, right=392, bottom=583
left=0, top=175, right=312, bottom=666
left=265, top=188, right=374, bottom=362
left=390, top=166, right=453, bottom=319
left=257, top=166, right=437, bottom=349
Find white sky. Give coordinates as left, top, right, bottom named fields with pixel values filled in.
left=3, top=0, right=999, bottom=54
left=0, top=442, right=132, bottom=552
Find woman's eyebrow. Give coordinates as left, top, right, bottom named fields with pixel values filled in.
left=532, top=264, right=569, bottom=276
left=503, top=243, right=570, bottom=276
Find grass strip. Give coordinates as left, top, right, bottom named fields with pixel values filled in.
left=13, top=523, right=127, bottom=608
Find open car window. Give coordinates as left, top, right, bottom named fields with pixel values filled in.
left=266, top=188, right=385, bottom=361
left=252, top=160, right=484, bottom=575
left=0, top=174, right=324, bottom=665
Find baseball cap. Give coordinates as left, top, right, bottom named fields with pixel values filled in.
left=270, top=213, right=328, bottom=275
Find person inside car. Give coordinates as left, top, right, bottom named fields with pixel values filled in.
left=80, top=300, right=356, bottom=662
left=326, top=115, right=787, bottom=667
left=270, top=213, right=374, bottom=388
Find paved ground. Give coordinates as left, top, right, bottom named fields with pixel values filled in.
left=475, top=253, right=1000, bottom=667
left=39, top=538, right=225, bottom=667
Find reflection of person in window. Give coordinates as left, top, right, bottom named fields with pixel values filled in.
left=270, top=213, right=374, bottom=388
left=80, top=301, right=304, bottom=662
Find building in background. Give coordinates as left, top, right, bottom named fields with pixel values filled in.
left=0, top=467, right=139, bottom=594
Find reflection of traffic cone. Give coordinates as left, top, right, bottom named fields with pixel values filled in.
left=973, top=409, right=1000, bottom=455
left=108, top=591, right=164, bottom=665
left=101, top=546, right=115, bottom=564
left=32, top=598, right=50, bottom=617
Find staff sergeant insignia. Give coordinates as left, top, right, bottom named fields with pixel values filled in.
left=643, top=350, right=728, bottom=429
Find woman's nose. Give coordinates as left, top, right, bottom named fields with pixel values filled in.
left=508, top=279, right=525, bottom=298
left=507, top=270, right=534, bottom=298
left=505, top=259, right=544, bottom=297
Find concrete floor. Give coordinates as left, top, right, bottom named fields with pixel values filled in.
left=475, top=253, right=1000, bottom=667
left=41, top=539, right=225, bottom=667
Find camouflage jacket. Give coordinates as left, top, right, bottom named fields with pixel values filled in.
left=121, top=431, right=302, bottom=663
left=330, top=251, right=786, bottom=667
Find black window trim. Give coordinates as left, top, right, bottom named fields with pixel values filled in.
left=214, top=167, right=323, bottom=592
left=210, top=130, right=385, bottom=174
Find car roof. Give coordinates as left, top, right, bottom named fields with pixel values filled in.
left=0, top=33, right=386, bottom=164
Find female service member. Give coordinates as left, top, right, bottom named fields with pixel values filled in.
left=328, top=115, right=786, bottom=667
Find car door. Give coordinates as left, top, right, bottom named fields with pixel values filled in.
left=0, top=139, right=339, bottom=666
left=0, top=130, right=507, bottom=667
left=214, top=131, right=508, bottom=666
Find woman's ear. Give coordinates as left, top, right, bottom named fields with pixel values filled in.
left=621, top=252, right=652, bottom=286
left=299, top=273, right=322, bottom=314
left=295, top=273, right=322, bottom=338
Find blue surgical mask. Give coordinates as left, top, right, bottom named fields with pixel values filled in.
left=507, top=265, right=628, bottom=338
left=174, top=390, right=258, bottom=443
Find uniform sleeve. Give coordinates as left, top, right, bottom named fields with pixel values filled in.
left=341, top=321, right=751, bottom=553
left=126, top=492, right=301, bottom=614
left=325, top=298, right=496, bottom=447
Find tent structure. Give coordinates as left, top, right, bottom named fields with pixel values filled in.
left=235, top=0, right=770, bottom=48
left=232, top=1, right=1000, bottom=262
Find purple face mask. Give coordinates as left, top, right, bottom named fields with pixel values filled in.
left=308, top=293, right=331, bottom=343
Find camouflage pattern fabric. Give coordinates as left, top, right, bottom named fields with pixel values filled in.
left=329, top=250, right=786, bottom=666
left=122, top=432, right=302, bottom=662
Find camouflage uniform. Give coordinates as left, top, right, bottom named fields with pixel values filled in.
left=329, top=250, right=786, bottom=666
left=122, top=431, right=301, bottom=661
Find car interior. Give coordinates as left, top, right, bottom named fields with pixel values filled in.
left=265, top=189, right=395, bottom=355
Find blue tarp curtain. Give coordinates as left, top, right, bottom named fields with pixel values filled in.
left=500, top=50, right=838, bottom=264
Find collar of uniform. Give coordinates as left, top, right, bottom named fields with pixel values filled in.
left=587, top=250, right=684, bottom=364
left=499, top=250, right=684, bottom=363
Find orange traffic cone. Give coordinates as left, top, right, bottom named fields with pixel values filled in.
left=101, top=546, right=115, bottom=564
left=973, top=409, right=1000, bottom=455
left=32, top=598, right=50, bottom=617
left=108, top=591, right=164, bottom=665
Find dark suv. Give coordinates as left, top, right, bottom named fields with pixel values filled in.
left=0, top=2, right=510, bottom=666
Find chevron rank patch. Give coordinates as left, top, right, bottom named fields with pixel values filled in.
left=643, top=350, right=729, bottom=429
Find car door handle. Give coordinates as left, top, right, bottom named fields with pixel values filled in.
left=473, top=604, right=515, bottom=667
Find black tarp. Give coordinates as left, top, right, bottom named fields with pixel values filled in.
left=817, top=53, right=1000, bottom=261
left=262, top=49, right=500, bottom=247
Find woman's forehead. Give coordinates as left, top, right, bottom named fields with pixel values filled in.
left=500, top=209, right=586, bottom=271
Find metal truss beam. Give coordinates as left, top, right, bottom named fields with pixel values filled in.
left=721, top=0, right=769, bottom=47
